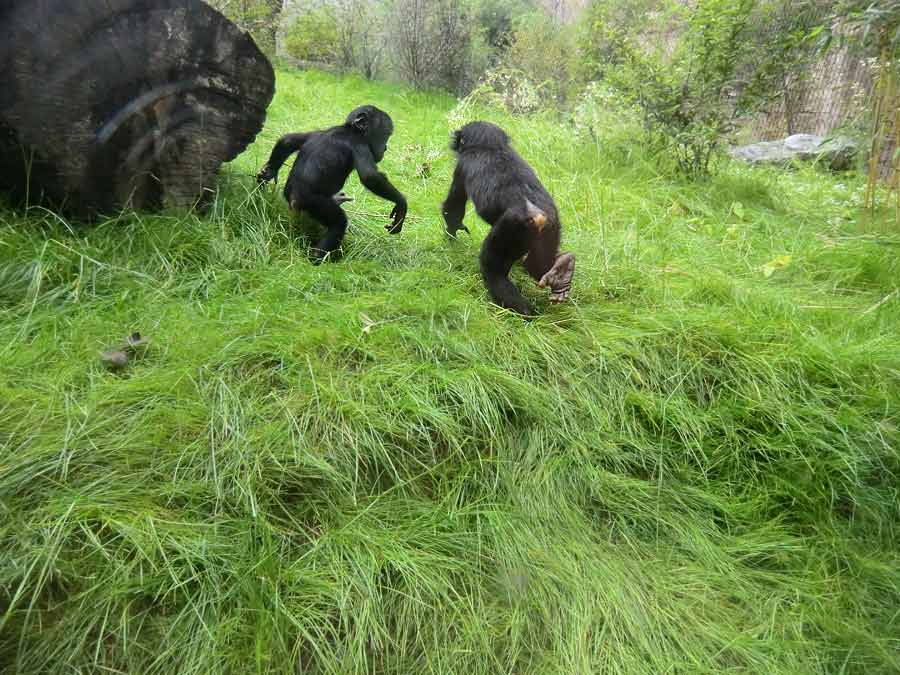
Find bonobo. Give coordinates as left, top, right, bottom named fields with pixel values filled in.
left=257, top=105, right=407, bottom=261
left=441, top=121, right=575, bottom=315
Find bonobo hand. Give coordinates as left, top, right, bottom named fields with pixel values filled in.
left=386, top=199, right=407, bottom=234
left=445, top=220, right=470, bottom=237
left=256, top=163, right=277, bottom=184
left=443, top=207, right=470, bottom=237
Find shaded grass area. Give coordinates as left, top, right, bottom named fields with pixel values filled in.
left=1, top=69, right=898, bottom=673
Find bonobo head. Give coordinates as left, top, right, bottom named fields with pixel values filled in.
left=347, top=105, right=394, bottom=162
left=450, top=121, right=510, bottom=153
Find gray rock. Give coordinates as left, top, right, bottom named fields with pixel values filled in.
left=730, top=134, right=858, bottom=171
left=730, top=140, right=794, bottom=165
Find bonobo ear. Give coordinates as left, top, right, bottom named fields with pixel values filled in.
left=351, top=111, right=368, bottom=134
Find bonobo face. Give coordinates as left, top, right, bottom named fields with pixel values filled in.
left=347, top=104, right=393, bottom=163
left=372, top=132, right=389, bottom=163
left=450, top=121, right=510, bottom=152
left=370, top=114, right=392, bottom=162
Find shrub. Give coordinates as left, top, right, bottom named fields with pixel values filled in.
left=570, top=80, right=640, bottom=141
left=284, top=7, right=340, bottom=64
left=501, top=12, right=577, bottom=103
left=453, top=66, right=550, bottom=117
left=580, top=0, right=826, bottom=177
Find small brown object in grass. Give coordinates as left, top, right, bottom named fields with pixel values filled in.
left=100, top=332, right=150, bottom=370
left=100, top=350, right=129, bottom=370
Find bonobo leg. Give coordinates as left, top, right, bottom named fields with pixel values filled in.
left=522, top=212, right=575, bottom=304
left=524, top=243, right=575, bottom=304
left=524, top=199, right=547, bottom=233
left=294, top=193, right=349, bottom=262
left=442, top=165, right=469, bottom=237
left=480, top=208, right=532, bottom=315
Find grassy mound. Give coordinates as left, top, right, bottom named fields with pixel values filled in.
left=1, top=70, right=898, bottom=673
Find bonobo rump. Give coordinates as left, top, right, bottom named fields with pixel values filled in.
left=257, top=105, right=407, bottom=261
left=442, top=121, right=575, bottom=315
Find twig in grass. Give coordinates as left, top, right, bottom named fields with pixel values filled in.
left=343, top=208, right=424, bottom=225
left=862, top=289, right=899, bottom=316
left=49, top=239, right=157, bottom=283
left=799, top=305, right=855, bottom=310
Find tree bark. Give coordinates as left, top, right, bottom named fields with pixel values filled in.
left=0, top=0, right=275, bottom=218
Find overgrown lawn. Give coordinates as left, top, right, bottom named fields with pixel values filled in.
left=1, top=69, right=898, bottom=673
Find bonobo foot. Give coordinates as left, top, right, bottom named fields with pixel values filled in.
left=538, top=252, right=575, bottom=303
left=333, top=192, right=354, bottom=205
left=309, top=248, right=342, bottom=265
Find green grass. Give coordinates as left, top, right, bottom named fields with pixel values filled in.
left=1, top=69, right=899, bottom=673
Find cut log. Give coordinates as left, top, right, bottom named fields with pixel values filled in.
left=0, top=0, right=275, bottom=218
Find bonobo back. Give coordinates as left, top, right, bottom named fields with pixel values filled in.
left=453, top=121, right=556, bottom=226
left=288, top=128, right=355, bottom=197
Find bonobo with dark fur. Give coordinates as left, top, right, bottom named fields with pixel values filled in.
left=257, top=105, right=407, bottom=261
left=442, top=121, right=575, bottom=315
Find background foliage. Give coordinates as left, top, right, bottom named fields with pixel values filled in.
left=207, top=0, right=897, bottom=182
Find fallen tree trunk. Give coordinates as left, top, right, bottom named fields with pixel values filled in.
left=0, top=0, right=275, bottom=218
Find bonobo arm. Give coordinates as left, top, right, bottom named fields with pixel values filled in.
left=353, top=144, right=407, bottom=233
left=442, top=164, right=469, bottom=236
left=257, top=132, right=311, bottom=183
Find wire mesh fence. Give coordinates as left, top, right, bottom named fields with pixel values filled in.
left=743, top=8, right=897, bottom=178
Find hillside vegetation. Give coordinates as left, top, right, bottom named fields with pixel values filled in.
left=1, top=70, right=898, bottom=673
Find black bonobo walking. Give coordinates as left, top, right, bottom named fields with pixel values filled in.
left=257, top=105, right=407, bottom=261
left=442, top=121, right=575, bottom=315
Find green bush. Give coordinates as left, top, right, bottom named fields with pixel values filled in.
left=284, top=7, right=340, bottom=64
left=450, top=66, right=550, bottom=118
left=500, top=12, right=578, bottom=104
left=580, top=0, right=824, bottom=177
left=474, top=0, right=536, bottom=51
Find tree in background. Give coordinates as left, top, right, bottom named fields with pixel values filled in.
left=389, top=0, right=475, bottom=92
left=476, top=0, right=536, bottom=51
left=332, top=0, right=389, bottom=79
left=207, top=0, right=282, bottom=55
left=273, top=0, right=580, bottom=94
left=501, top=11, right=578, bottom=103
